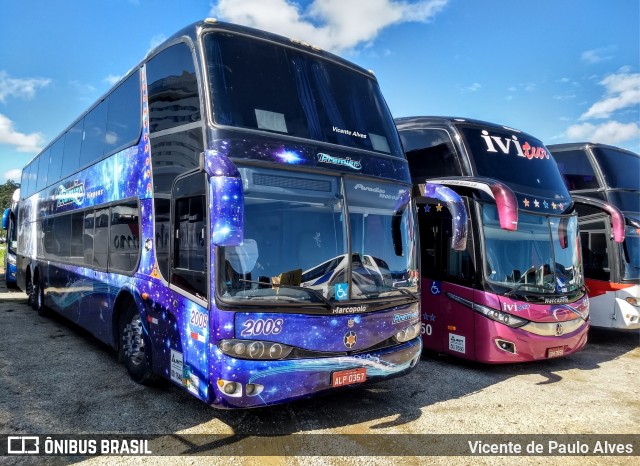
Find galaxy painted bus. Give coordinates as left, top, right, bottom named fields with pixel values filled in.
left=15, top=19, right=437, bottom=408
left=549, top=143, right=637, bottom=329
left=1, top=189, right=19, bottom=287
left=396, top=117, right=593, bottom=363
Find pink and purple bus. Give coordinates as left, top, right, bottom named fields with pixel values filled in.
left=16, top=20, right=426, bottom=408
left=549, top=143, right=637, bottom=330
left=396, top=117, right=596, bottom=363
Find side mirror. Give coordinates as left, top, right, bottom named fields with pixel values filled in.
left=418, top=183, right=468, bottom=251
left=1, top=208, right=10, bottom=230
left=203, top=150, right=244, bottom=247
left=572, top=195, right=625, bottom=243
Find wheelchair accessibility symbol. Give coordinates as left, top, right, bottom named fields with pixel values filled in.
left=335, top=283, right=349, bottom=301
left=430, top=281, right=441, bottom=295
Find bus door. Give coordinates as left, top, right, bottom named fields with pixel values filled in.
left=416, top=195, right=475, bottom=357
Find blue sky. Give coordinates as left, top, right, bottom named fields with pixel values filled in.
left=1, top=0, right=638, bottom=182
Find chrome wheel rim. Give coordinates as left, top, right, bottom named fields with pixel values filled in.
left=123, top=314, right=145, bottom=366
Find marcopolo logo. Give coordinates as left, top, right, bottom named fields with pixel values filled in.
left=317, top=153, right=362, bottom=170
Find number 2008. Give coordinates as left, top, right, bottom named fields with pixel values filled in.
left=241, top=318, right=284, bottom=336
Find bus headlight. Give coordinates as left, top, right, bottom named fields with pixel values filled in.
left=625, top=297, right=639, bottom=307
left=218, top=339, right=293, bottom=360
left=473, top=303, right=528, bottom=328
left=394, top=322, right=421, bottom=343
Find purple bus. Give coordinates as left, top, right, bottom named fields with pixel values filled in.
left=396, top=117, right=598, bottom=363
left=16, top=20, right=425, bottom=408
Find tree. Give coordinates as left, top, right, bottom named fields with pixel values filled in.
left=0, top=180, right=20, bottom=213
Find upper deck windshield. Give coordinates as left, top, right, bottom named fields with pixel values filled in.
left=592, top=147, right=640, bottom=191
left=482, top=204, right=582, bottom=295
left=218, top=167, right=417, bottom=309
left=460, top=125, right=571, bottom=201
left=204, top=32, right=403, bottom=157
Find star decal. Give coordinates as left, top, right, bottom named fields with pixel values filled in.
left=543, top=200, right=549, bottom=209
left=558, top=203, right=564, bottom=210
left=424, top=205, right=431, bottom=213
left=436, top=203, right=443, bottom=212
left=533, top=199, right=540, bottom=208
left=551, top=202, right=557, bottom=210
left=523, top=198, right=530, bottom=207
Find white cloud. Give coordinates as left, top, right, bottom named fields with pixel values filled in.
left=566, top=121, right=640, bottom=145
left=104, top=74, right=123, bottom=86
left=581, top=46, right=616, bottom=64
left=0, top=113, right=45, bottom=153
left=463, top=82, right=481, bottom=92
left=210, top=0, right=449, bottom=53
left=149, top=34, right=167, bottom=52
left=3, top=168, right=22, bottom=182
left=580, top=71, right=640, bottom=119
left=0, top=71, right=51, bottom=103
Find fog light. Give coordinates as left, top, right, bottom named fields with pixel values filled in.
left=223, top=382, right=237, bottom=394
left=495, top=339, right=517, bottom=354
left=217, top=379, right=242, bottom=397
left=245, top=383, right=264, bottom=396
left=625, top=297, right=638, bottom=307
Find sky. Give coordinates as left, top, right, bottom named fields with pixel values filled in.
left=0, top=0, right=638, bottom=183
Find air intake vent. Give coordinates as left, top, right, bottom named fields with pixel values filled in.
left=253, top=173, right=331, bottom=192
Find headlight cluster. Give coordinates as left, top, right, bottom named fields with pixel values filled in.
left=394, top=322, right=421, bottom=343
left=218, top=339, right=293, bottom=360
left=473, top=303, right=528, bottom=328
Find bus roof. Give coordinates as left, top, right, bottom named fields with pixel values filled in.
left=547, top=142, right=639, bottom=157
left=395, top=116, right=528, bottom=135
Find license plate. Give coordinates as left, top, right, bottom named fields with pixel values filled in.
left=547, top=346, right=565, bottom=358
left=332, top=368, right=367, bottom=387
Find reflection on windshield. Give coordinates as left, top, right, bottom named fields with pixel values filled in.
left=218, top=168, right=417, bottom=306
left=482, top=204, right=581, bottom=294
left=622, top=226, right=640, bottom=281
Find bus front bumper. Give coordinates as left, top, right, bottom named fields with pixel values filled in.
left=209, top=337, right=421, bottom=408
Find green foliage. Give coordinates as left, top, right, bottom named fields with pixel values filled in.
left=0, top=179, right=20, bottom=213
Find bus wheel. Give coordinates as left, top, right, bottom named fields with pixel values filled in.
left=121, top=303, right=155, bottom=384
left=31, top=274, right=46, bottom=315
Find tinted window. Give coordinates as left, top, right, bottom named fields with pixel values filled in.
left=93, top=208, right=109, bottom=269
left=70, top=212, right=84, bottom=263
left=580, top=217, right=610, bottom=281
left=62, top=120, right=84, bottom=178
left=48, top=137, right=65, bottom=184
left=80, top=100, right=108, bottom=167
left=28, top=159, right=38, bottom=197
left=592, top=147, right=640, bottom=191
left=20, top=164, right=31, bottom=198
left=551, top=149, right=599, bottom=191
left=36, top=149, right=50, bottom=191
left=401, top=128, right=463, bottom=179
left=150, top=128, right=203, bottom=194
left=84, top=210, right=95, bottom=265
left=204, top=32, right=403, bottom=157
left=105, top=71, right=141, bottom=154
left=460, top=125, right=571, bottom=200
left=146, top=43, right=200, bottom=133
left=109, top=202, right=140, bottom=272
left=172, top=174, right=207, bottom=299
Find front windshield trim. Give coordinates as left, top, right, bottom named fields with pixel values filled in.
left=479, top=201, right=582, bottom=297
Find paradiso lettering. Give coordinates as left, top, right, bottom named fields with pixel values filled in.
left=480, top=130, right=550, bottom=160
left=56, top=181, right=86, bottom=208
left=317, top=153, right=362, bottom=170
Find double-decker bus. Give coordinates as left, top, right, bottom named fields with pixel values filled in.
left=1, top=188, right=20, bottom=287
left=15, top=19, right=427, bottom=408
left=395, top=116, right=599, bottom=363
left=549, top=143, right=638, bottom=329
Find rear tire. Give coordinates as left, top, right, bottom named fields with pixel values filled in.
left=33, top=275, right=48, bottom=316
left=121, top=302, right=155, bottom=384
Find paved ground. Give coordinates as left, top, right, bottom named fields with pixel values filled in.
left=0, top=276, right=638, bottom=465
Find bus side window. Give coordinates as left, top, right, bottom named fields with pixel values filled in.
left=171, top=173, right=207, bottom=300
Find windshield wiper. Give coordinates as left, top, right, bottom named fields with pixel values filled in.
left=238, top=279, right=332, bottom=309
left=359, top=285, right=419, bottom=301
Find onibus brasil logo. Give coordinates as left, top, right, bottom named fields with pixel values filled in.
left=56, top=180, right=86, bottom=208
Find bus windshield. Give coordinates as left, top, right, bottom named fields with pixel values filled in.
left=460, top=125, right=571, bottom=201
left=218, top=168, right=417, bottom=306
left=622, top=225, right=640, bottom=281
left=592, top=147, right=640, bottom=191
left=204, top=32, right=403, bottom=157
left=482, top=204, right=581, bottom=295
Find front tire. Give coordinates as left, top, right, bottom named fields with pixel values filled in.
left=31, top=274, right=47, bottom=316
left=121, top=302, right=155, bottom=384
